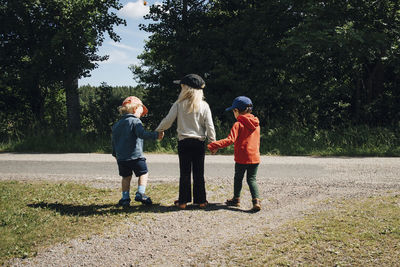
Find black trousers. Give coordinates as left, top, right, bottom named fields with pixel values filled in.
left=177, top=138, right=206, bottom=204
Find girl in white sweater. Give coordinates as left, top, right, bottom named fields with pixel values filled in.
left=156, top=74, right=216, bottom=209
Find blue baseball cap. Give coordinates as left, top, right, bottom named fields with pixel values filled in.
left=225, top=96, right=253, bottom=112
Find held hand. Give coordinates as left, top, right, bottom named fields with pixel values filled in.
left=158, top=131, right=164, bottom=140
left=207, top=143, right=217, bottom=154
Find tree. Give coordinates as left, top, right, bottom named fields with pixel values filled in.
left=0, top=0, right=126, bottom=132
left=132, top=0, right=400, bottom=129
left=283, top=0, right=400, bottom=126
left=131, top=0, right=301, bottom=127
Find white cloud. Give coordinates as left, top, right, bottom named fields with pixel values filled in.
left=119, top=0, right=150, bottom=19
left=108, top=41, right=139, bottom=52
left=100, top=49, right=138, bottom=66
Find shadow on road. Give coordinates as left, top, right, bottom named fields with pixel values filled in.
left=205, top=203, right=257, bottom=213
left=27, top=202, right=256, bottom=216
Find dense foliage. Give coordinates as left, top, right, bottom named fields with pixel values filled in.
left=0, top=82, right=142, bottom=141
left=0, top=0, right=125, bottom=135
left=80, top=84, right=145, bottom=137
left=132, top=0, right=400, bottom=131
left=1, top=0, right=399, bottom=155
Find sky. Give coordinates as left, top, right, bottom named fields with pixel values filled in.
left=78, top=0, right=160, bottom=87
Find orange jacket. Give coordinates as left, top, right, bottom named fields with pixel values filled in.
left=208, top=113, right=260, bottom=164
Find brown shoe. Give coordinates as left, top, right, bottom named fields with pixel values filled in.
left=174, top=200, right=187, bottom=209
left=199, top=201, right=208, bottom=209
left=252, top=198, right=261, bottom=212
left=226, top=197, right=240, bottom=207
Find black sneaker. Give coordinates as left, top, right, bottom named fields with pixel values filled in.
left=117, top=198, right=131, bottom=207
left=135, top=192, right=152, bottom=205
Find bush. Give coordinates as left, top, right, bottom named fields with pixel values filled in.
left=261, top=125, right=400, bottom=156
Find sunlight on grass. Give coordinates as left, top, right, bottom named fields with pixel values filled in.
left=0, top=181, right=178, bottom=265
left=219, top=195, right=400, bottom=266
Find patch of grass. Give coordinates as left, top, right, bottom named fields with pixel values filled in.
left=144, top=134, right=178, bottom=154
left=0, top=181, right=178, bottom=265
left=0, top=132, right=177, bottom=154
left=261, top=125, right=400, bottom=156
left=1, top=125, right=399, bottom=156
left=0, top=134, right=112, bottom=153
left=0, top=141, right=11, bottom=153
left=220, top=195, right=400, bottom=266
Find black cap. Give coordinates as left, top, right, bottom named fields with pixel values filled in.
left=173, top=74, right=205, bottom=89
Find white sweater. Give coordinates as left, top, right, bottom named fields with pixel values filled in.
left=156, top=100, right=216, bottom=142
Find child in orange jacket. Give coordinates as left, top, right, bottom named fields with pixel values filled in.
left=207, top=96, right=261, bottom=211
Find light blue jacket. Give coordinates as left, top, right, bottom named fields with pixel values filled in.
left=112, top=114, right=158, bottom=161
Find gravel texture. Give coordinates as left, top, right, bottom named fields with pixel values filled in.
left=1, top=153, right=400, bottom=266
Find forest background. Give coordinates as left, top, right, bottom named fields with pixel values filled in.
left=1, top=0, right=399, bottom=156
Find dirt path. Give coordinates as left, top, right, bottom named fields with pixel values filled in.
left=1, top=153, right=400, bottom=266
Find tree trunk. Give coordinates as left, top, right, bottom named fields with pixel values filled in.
left=64, top=76, right=81, bottom=133
left=176, top=0, right=188, bottom=75
left=351, top=78, right=362, bottom=123
left=28, top=80, right=45, bottom=128
left=365, top=61, right=384, bottom=103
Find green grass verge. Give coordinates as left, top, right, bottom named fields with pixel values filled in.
left=0, top=181, right=179, bottom=265
left=0, top=133, right=179, bottom=154
left=219, top=195, right=400, bottom=266
left=0, top=134, right=112, bottom=153
left=3, top=125, right=398, bottom=156
left=260, top=125, right=400, bottom=156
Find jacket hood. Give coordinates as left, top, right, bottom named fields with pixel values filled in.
left=237, top=113, right=259, bottom=131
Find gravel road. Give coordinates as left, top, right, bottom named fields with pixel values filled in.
left=1, top=153, right=400, bottom=266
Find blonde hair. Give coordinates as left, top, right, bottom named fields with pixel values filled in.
left=118, top=103, right=140, bottom=115
left=177, top=84, right=204, bottom=113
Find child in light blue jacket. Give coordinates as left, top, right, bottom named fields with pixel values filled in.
left=112, top=96, right=164, bottom=207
